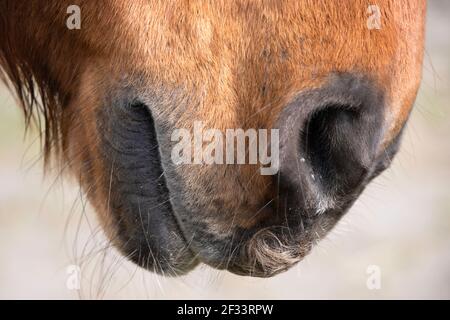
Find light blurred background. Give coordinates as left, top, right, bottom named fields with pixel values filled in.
left=0, top=2, right=449, bottom=299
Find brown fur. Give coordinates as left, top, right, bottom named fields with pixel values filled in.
left=0, top=1, right=426, bottom=275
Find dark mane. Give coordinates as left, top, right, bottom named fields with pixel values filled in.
left=0, top=2, right=73, bottom=162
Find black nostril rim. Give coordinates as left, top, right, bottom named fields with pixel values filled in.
left=301, top=105, right=377, bottom=193
left=277, top=73, right=386, bottom=206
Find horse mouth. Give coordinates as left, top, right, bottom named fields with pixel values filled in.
left=96, top=99, right=318, bottom=277
left=94, top=73, right=399, bottom=277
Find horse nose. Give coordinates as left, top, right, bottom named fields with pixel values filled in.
left=275, top=73, right=391, bottom=216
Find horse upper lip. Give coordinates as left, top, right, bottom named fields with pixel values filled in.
left=98, top=100, right=199, bottom=275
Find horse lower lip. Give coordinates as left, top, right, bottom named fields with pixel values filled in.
left=226, top=230, right=312, bottom=277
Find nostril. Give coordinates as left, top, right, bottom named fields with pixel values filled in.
left=277, top=73, right=387, bottom=218
left=300, top=104, right=382, bottom=194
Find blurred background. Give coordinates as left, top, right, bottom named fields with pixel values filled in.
left=0, top=2, right=449, bottom=299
